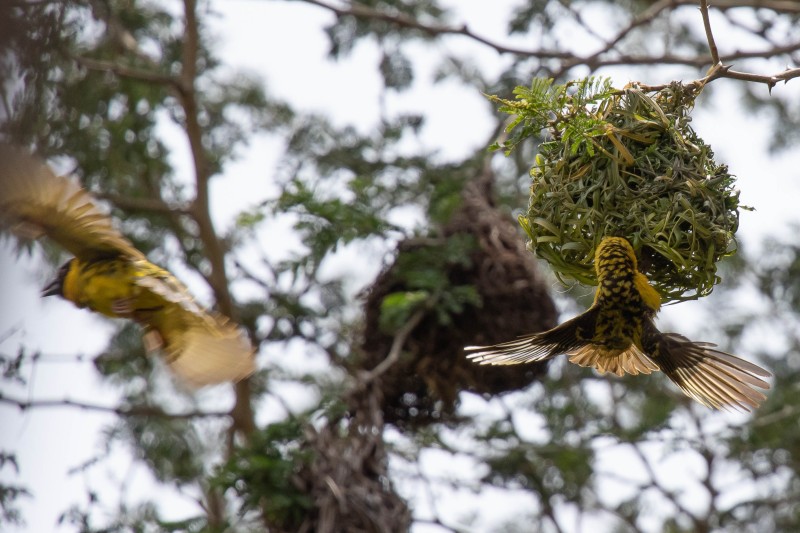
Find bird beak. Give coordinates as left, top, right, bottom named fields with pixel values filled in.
left=41, top=277, right=62, bottom=297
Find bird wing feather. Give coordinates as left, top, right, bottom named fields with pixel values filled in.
left=642, top=321, right=771, bottom=412
left=132, top=264, right=255, bottom=386
left=162, top=322, right=255, bottom=388
left=0, top=145, right=145, bottom=262
left=465, top=308, right=599, bottom=365
left=132, top=262, right=212, bottom=323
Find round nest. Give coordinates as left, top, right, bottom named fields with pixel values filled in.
left=496, top=79, right=743, bottom=302
left=359, top=175, right=557, bottom=429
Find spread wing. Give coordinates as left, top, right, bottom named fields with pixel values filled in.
left=642, top=320, right=771, bottom=411
left=133, top=262, right=256, bottom=387
left=0, top=145, right=144, bottom=262
left=161, top=320, right=256, bottom=388
left=465, top=307, right=600, bottom=365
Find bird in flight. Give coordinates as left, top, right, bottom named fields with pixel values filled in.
left=0, top=145, right=255, bottom=387
left=466, top=236, right=771, bottom=411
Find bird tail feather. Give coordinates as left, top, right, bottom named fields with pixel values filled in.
left=568, top=344, right=658, bottom=377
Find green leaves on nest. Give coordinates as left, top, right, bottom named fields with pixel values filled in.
left=490, top=77, right=743, bottom=302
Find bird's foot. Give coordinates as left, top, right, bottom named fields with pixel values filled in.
left=142, top=329, right=164, bottom=354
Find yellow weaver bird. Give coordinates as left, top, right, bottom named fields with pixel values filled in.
left=0, top=146, right=255, bottom=387
left=466, top=236, right=771, bottom=411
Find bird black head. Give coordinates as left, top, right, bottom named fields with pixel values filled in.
left=42, top=259, right=75, bottom=298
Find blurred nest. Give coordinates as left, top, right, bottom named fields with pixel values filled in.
left=360, top=171, right=558, bottom=429
left=297, top=382, right=411, bottom=533
left=494, top=78, right=742, bottom=302
left=221, top=383, right=410, bottom=533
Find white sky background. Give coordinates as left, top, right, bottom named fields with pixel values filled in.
left=1, top=1, right=799, bottom=532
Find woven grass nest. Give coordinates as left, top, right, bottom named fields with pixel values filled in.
left=359, top=174, right=557, bottom=429
left=492, top=78, right=743, bottom=302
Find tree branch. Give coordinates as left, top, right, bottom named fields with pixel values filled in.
left=177, top=0, right=256, bottom=445
left=633, top=41, right=800, bottom=92
left=304, top=0, right=800, bottom=90
left=359, top=306, right=427, bottom=383
left=700, top=0, right=721, bottom=65
left=300, top=0, right=574, bottom=59
left=0, top=393, right=229, bottom=419
left=562, top=0, right=681, bottom=75
left=74, top=56, right=178, bottom=88
left=702, top=0, right=800, bottom=13
left=96, top=192, right=192, bottom=216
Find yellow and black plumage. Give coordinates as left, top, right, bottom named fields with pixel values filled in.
left=466, top=236, right=771, bottom=411
left=0, top=145, right=255, bottom=387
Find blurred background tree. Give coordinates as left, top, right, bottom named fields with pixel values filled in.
left=1, top=0, right=799, bottom=531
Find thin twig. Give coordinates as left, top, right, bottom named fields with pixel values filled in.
left=556, top=0, right=680, bottom=76
left=629, top=441, right=702, bottom=528
left=300, top=0, right=573, bottom=59
left=717, top=65, right=800, bottom=89
left=704, top=0, right=800, bottom=13
left=0, top=393, right=230, bottom=419
left=360, top=306, right=427, bottom=383
left=96, top=192, right=192, bottom=216
left=637, top=59, right=800, bottom=92
left=750, top=403, right=800, bottom=427
left=74, top=56, right=178, bottom=88
left=699, top=0, right=721, bottom=65
left=300, top=0, right=800, bottom=90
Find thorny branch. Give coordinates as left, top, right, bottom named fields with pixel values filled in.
left=301, top=0, right=574, bottom=59
left=700, top=0, right=721, bottom=65
left=696, top=0, right=800, bottom=90
left=303, top=0, right=800, bottom=89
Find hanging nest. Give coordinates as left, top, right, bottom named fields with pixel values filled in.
left=297, top=382, right=411, bottom=533
left=491, top=78, right=744, bottom=302
left=219, top=382, right=410, bottom=533
left=359, top=171, right=558, bottom=429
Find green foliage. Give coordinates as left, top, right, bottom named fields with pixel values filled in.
left=379, top=290, right=429, bottom=333
left=214, top=419, right=313, bottom=528
left=488, top=77, right=615, bottom=155
left=0, top=344, right=26, bottom=385
left=123, top=416, right=206, bottom=485
left=3, top=0, right=289, bottom=265
left=58, top=500, right=212, bottom=533
left=380, top=48, right=414, bottom=90
left=93, top=322, right=152, bottom=386
left=382, top=234, right=481, bottom=329
left=0, top=453, right=29, bottom=527
left=276, top=177, right=395, bottom=259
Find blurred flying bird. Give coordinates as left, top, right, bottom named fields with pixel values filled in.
left=0, top=145, right=255, bottom=387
